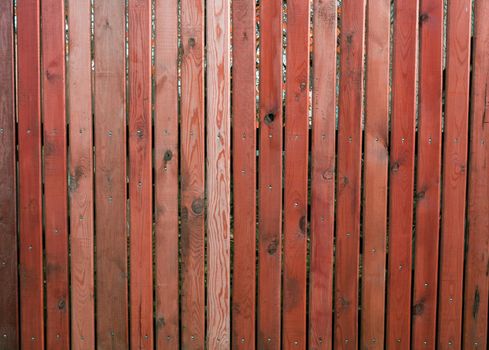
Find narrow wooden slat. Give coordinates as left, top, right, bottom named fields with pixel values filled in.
left=309, top=1, right=336, bottom=349
left=412, top=1, right=443, bottom=348
left=437, top=1, right=471, bottom=348
left=206, top=0, right=231, bottom=347
left=282, top=0, right=310, bottom=348
left=180, top=0, right=206, bottom=346
left=334, top=0, right=365, bottom=347
left=0, top=1, right=18, bottom=348
left=386, top=0, right=419, bottom=348
left=257, top=0, right=283, bottom=348
left=463, top=0, right=489, bottom=348
left=42, top=0, right=70, bottom=348
left=17, top=1, right=44, bottom=348
left=128, top=0, right=153, bottom=348
left=93, top=0, right=128, bottom=348
left=68, top=0, right=95, bottom=347
left=361, top=0, right=390, bottom=347
left=154, top=0, right=179, bottom=348
left=231, top=0, right=257, bottom=347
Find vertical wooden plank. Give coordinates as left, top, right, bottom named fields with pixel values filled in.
left=282, top=0, right=310, bottom=348
left=361, top=0, right=390, bottom=347
left=128, top=0, right=153, bottom=348
left=463, top=0, right=489, bottom=348
left=437, top=1, right=471, bottom=348
left=231, top=0, right=257, bottom=347
left=334, top=0, right=365, bottom=348
left=154, top=0, right=179, bottom=348
left=42, top=0, right=70, bottom=348
left=93, top=0, right=128, bottom=348
left=206, top=0, right=231, bottom=347
left=412, top=0, right=443, bottom=348
left=68, top=0, right=95, bottom=348
left=0, top=1, right=18, bottom=348
left=17, top=0, right=44, bottom=348
left=180, top=0, right=205, bottom=346
left=309, top=1, right=336, bottom=349
left=257, top=0, right=283, bottom=347
left=386, top=0, right=419, bottom=348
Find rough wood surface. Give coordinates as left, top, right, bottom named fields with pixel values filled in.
left=206, top=0, right=231, bottom=347
left=463, top=1, right=489, bottom=348
left=438, top=1, right=471, bottom=348
left=0, top=1, right=18, bottom=348
left=361, top=0, right=390, bottom=348
left=282, top=0, right=310, bottom=348
left=309, top=1, right=336, bottom=349
left=334, top=0, right=365, bottom=348
left=412, top=1, right=443, bottom=348
left=17, top=1, right=44, bottom=348
left=386, top=1, right=419, bottom=348
left=94, top=0, right=128, bottom=348
left=68, top=1, right=95, bottom=348
left=42, top=0, right=70, bottom=348
left=257, top=0, right=283, bottom=348
left=128, top=0, right=153, bottom=348
left=231, top=0, right=257, bottom=347
left=154, top=0, right=179, bottom=348
left=180, top=0, right=206, bottom=346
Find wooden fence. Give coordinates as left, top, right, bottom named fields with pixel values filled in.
left=0, top=0, right=488, bottom=349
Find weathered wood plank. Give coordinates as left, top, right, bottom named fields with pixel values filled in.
left=361, top=0, right=390, bottom=347
left=309, top=1, right=336, bottom=349
left=128, top=0, right=153, bottom=348
left=68, top=0, right=95, bottom=347
left=180, top=0, right=206, bottom=346
left=463, top=0, right=489, bottom=348
left=17, top=1, right=44, bottom=348
left=412, top=1, right=443, bottom=348
left=334, top=0, right=365, bottom=347
left=0, top=1, right=18, bottom=348
left=42, top=0, right=70, bottom=348
left=231, top=0, right=257, bottom=347
left=257, top=0, right=283, bottom=348
left=154, top=0, right=179, bottom=348
left=93, top=0, right=128, bottom=348
left=386, top=0, right=419, bottom=348
left=438, top=1, right=471, bottom=348
left=206, top=0, right=231, bottom=347
left=282, top=0, right=310, bottom=348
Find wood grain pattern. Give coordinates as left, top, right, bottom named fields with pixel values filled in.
left=17, top=1, right=44, bottom=348
left=437, top=1, right=471, bottom=348
left=68, top=0, right=95, bottom=348
left=231, top=0, right=257, bottom=347
left=206, top=0, right=231, bottom=347
left=0, top=1, right=18, bottom=348
left=282, top=0, right=310, bottom=348
left=128, top=0, right=153, bottom=348
left=463, top=0, right=489, bottom=348
left=257, top=0, right=283, bottom=348
left=309, top=1, right=336, bottom=349
left=180, top=0, right=206, bottom=346
left=386, top=1, right=419, bottom=348
left=94, top=0, right=128, bottom=348
left=154, top=0, right=179, bottom=348
left=42, top=0, right=70, bottom=348
left=361, top=0, right=390, bottom=348
left=334, top=0, right=365, bottom=348
left=412, top=1, right=443, bottom=348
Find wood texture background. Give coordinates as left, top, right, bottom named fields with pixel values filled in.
left=0, top=1, right=487, bottom=349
